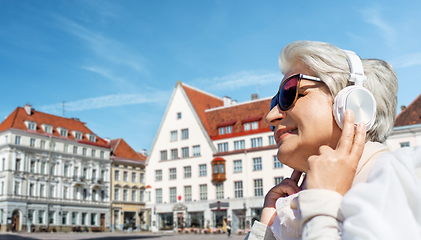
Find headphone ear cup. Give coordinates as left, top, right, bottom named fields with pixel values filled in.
left=333, top=86, right=376, bottom=131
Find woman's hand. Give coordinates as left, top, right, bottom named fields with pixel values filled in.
left=306, top=109, right=366, bottom=195
left=260, top=170, right=303, bottom=226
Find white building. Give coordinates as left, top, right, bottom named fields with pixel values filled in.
left=0, top=105, right=111, bottom=232
left=145, top=82, right=293, bottom=233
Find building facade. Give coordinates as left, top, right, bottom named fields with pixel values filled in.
left=109, top=138, right=148, bottom=231
left=0, top=105, right=111, bottom=232
left=145, top=82, right=293, bottom=233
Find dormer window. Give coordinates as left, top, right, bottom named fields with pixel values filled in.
left=242, top=115, right=262, bottom=131
left=25, top=121, right=37, bottom=131
left=72, top=131, right=83, bottom=140
left=57, top=128, right=68, bottom=137
left=86, top=134, right=96, bottom=142
left=216, top=120, right=236, bottom=135
left=41, top=124, right=53, bottom=134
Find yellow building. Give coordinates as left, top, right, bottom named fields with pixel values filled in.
left=110, top=138, right=148, bottom=231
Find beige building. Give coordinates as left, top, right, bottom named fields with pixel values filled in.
left=110, top=138, right=147, bottom=231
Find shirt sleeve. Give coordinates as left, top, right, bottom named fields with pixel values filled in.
left=245, top=221, right=277, bottom=240
left=299, top=189, right=343, bottom=240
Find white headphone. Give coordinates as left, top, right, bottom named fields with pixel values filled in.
left=332, top=50, right=376, bottom=131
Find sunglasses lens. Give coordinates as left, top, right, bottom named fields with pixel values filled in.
left=279, top=76, right=298, bottom=110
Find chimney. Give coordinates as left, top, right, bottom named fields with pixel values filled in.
left=401, top=105, right=406, bottom=111
left=231, top=100, right=237, bottom=105
left=223, top=96, right=232, bottom=106
left=251, top=94, right=259, bottom=101
left=24, top=104, right=32, bottom=116
left=104, top=138, right=111, bottom=143
left=140, top=149, right=148, bottom=156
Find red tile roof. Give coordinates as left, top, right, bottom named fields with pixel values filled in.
left=110, top=138, right=146, bottom=163
left=395, top=94, right=421, bottom=127
left=205, top=98, right=272, bottom=140
left=0, top=106, right=109, bottom=148
left=181, top=83, right=224, bottom=135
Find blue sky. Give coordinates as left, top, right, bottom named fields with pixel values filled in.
left=1, top=0, right=420, bottom=153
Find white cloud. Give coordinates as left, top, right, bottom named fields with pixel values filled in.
left=39, top=92, right=169, bottom=113
left=391, top=52, right=421, bottom=68
left=361, top=7, right=396, bottom=45
left=193, top=71, right=282, bottom=91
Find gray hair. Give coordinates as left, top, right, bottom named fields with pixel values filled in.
left=279, top=41, right=398, bottom=143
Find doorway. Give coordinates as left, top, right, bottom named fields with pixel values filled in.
left=12, top=210, right=20, bottom=232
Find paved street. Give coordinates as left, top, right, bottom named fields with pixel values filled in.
left=0, top=232, right=247, bottom=240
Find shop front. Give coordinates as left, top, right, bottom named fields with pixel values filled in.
left=158, top=213, right=173, bottom=230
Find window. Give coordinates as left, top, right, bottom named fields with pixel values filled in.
left=252, top=121, right=259, bottom=130
left=171, top=149, right=178, bottom=159
left=170, top=131, right=178, bottom=142
left=181, top=129, right=189, bottom=140
left=50, top=141, right=56, bottom=151
left=253, top=157, right=262, bottom=171
left=226, top=126, right=232, bottom=134
left=199, top=184, right=207, bottom=200
left=15, top=136, right=21, bottom=145
left=64, top=144, right=69, bottom=153
left=400, top=142, right=410, bottom=148
left=89, top=135, right=96, bottom=142
left=30, top=161, right=35, bottom=173
left=169, top=168, right=176, bottom=180
left=39, top=210, right=45, bottom=224
left=83, top=168, right=88, bottom=178
left=160, top=150, right=168, bottom=161
left=184, top=166, right=191, bottom=178
left=82, top=148, right=87, bottom=156
left=131, top=172, right=136, bottom=182
left=140, top=190, right=144, bottom=202
left=49, top=211, right=55, bottom=224
left=92, top=189, right=97, bottom=201
left=199, top=164, right=207, bottom=176
left=101, top=190, right=105, bottom=201
left=254, top=179, right=263, bottom=196
left=14, top=181, right=20, bottom=195
left=213, top=164, right=218, bottom=174
left=193, top=145, right=201, bottom=156
left=177, top=112, right=182, bottom=119
left=219, top=127, right=225, bottom=135
left=4, top=135, right=8, bottom=144
left=75, top=132, right=82, bottom=140
left=244, top=123, right=250, bottom=131
left=251, top=137, right=263, bottom=148
left=234, top=160, right=242, bottom=173
left=274, top=156, right=283, bottom=168
left=234, top=140, right=245, bottom=150
left=44, top=126, right=52, bottom=134
left=63, top=186, right=68, bottom=199
left=170, top=187, right=177, bottom=203
left=269, top=136, right=275, bottom=145
left=15, top=158, right=21, bottom=171
left=113, top=188, right=120, bottom=201
left=41, top=140, right=46, bottom=149
left=184, top=186, right=192, bottom=202
left=181, top=147, right=189, bottom=158
left=60, top=129, right=68, bottom=137
left=101, top=170, right=105, bottom=181
left=30, top=138, right=35, bottom=147
left=114, top=170, right=120, bottom=181
left=62, top=164, right=68, bottom=177
left=219, top=164, right=224, bottom=173
left=100, top=151, right=104, bottom=159
left=41, top=162, right=46, bottom=174
left=123, top=189, right=128, bottom=201
left=131, top=189, right=137, bottom=202
left=155, top=170, right=162, bottom=181
left=62, top=211, right=68, bottom=225
left=28, top=122, right=36, bottom=130
left=28, top=210, right=34, bottom=224
left=219, top=126, right=232, bottom=135
left=91, top=150, right=96, bottom=157
left=275, top=177, right=284, bottom=185
left=91, top=213, right=96, bottom=225
left=123, top=171, right=128, bottom=182
left=72, top=212, right=78, bottom=225
left=29, top=183, right=35, bottom=196
left=92, top=169, right=97, bottom=180
left=139, top=173, right=144, bottom=183
left=83, top=188, right=87, bottom=200
left=40, top=184, right=45, bottom=197
left=156, top=189, right=162, bottom=203
left=82, top=213, right=87, bottom=225
left=216, top=183, right=224, bottom=199
left=50, top=163, right=56, bottom=175
left=234, top=181, right=243, bottom=198
left=73, top=146, right=78, bottom=154
left=217, top=142, right=229, bottom=152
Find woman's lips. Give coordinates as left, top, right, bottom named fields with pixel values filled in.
left=276, top=128, right=298, bottom=144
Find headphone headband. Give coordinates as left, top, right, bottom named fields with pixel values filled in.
left=343, top=50, right=367, bottom=87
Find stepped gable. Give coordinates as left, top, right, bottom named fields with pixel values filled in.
left=206, top=98, right=272, bottom=139
left=395, top=94, right=421, bottom=127
left=110, top=138, right=146, bottom=163
left=0, top=106, right=109, bottom=148
left=181, top=83, right=224, bottom=134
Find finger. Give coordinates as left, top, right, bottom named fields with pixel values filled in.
left=281, top=179, right=301, bottom=194
left=350, top=122, right=366, bottom=165
left=336, top=109, right=355, bottom=153
left=290, top=170, right=303, bottom=183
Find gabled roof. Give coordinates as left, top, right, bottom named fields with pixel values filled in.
left=181, top=83, right=224, bottom=135
left=0, top=106, right=109, bottom=147
left=395, top=94, right=421, bottom=127
left=110, top=138, right=146, bottom=164
left=206, top=98, right=272, bottom=140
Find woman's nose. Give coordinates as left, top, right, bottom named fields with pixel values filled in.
left=265, top=105, right=285, bottom=130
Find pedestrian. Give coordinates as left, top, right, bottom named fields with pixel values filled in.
left=227, top=221, right=231, bottom=237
